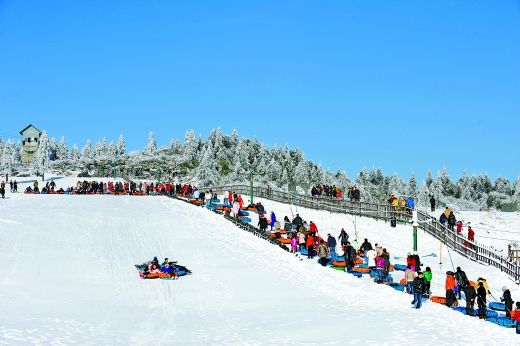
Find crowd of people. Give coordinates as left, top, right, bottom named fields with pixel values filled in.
left=310, top=185, right=343, bottom=199
left=220, top=195, right=519, bottom=324
left=438, top=206, right=476, bottom=251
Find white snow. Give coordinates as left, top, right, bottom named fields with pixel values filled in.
left=0, top=185, right=519, bottom=344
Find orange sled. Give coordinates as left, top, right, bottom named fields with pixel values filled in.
left=430, top=296, right=447, bottom=305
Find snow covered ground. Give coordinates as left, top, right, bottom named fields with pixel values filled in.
left=240, top=195, right=520, bottom=303
left=0, top=187, right=519, bottom=345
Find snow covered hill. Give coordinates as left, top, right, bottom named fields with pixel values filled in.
left=0, top=191, right=519, bottom=344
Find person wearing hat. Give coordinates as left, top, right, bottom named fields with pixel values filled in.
left=445, top=271, right=457, bottom=307
left=411, top=272, right=426, bottom=309
left=463, top=283, right=477, bottom=316
left=501, top=286, right=513, bottom=317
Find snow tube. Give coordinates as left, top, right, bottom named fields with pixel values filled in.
left=399, top=278, right=407, bottom=285
left=475, top=309, right=499, bottom=318
left=356, top=263, right=369, bottom=269
left=332, top=260, right=346, bottom=267
left=277, top=238, right=291, bottom=244
left=142, top=272, right=173, bottom=279
left=489, top=302, right=506, bottom=311
left=386, top=282, right=405, bottom=292
left=430, top=296, right=447, bottom=305
left=347, top=271, right=362, bottom=278
left=331, top=266, right=344, bottom=271
left=350, top=267, right=370, bottom=273
left=469, top=280, right=476, bottom=287
left=452, top=306, right=478, bottom=316
left=393, top=264, right=407, bottom=271
left=354, top=257, right=364, bottom=264
left=239, top=211, right=249, bottom=216
left=486, top=317, right=516, bottom=328
left=299, top=248, right=317, bottom=256
left=239, top=217, right=251, bottom=223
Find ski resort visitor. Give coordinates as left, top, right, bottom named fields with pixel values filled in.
left=405, top=265, right=415, bottom=293
left=429, top=195, right=435, bottom=211
left=306, top=233, right=316, bottom=259
left=411, top=272, right=425, bottom=309
left=477, top=281, right=487, bottom=319
left=317, top=239, right=329, bottom=266
left=463, top=283, right=477, bottom=316
left=445, top=271, right=458, bottom=307
left=327, top=233, right=337, bottom=259
left=423, top=267, right=432, bottom=295
left=455, top=267, right=469, bottom=300
left=270, top=211, right=276, bottom=230
left=501, top=286, right=513, bottom=318
left=338, top=229, right=349, bottom=247
left=343, top=241, right=356, bottom=270
left=359, top=238, right=373, bottom=255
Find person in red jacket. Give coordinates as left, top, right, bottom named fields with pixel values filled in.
left=306, top=234, right=316, bottom=259
left=228, top=191, right=233, bottom=204
left=468, top=226, right=475, bottom=249
left=445, top=271, right=457, bottom=307
left=406, top=252, right=417, bottom=272
left=309, top=221, right=318, bottom=234
left=456, top=220, right=463, bottom=233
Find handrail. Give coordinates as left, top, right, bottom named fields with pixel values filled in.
left=203, top=184, right=520, bottom=283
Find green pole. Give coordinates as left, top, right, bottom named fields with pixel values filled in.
left=413, top=224, right=418, bottom=252
left=249, top=173, right=254, bottom=205
left=157, top=170, right=161, bottom=183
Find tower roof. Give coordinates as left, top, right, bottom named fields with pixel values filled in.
left=19, top=124, right=42, bottom=135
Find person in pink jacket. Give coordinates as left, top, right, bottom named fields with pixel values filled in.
left=290, top=236, right=298, bottom=253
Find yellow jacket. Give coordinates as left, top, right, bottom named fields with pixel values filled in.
left=477, top=278, right=491, bottom=294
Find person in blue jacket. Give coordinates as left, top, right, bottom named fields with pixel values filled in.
left=439, top=213, right=448, bottom=226
left=405, top=197, right=415, bottom=209
left=270, top=211, right=277, bottom=231
left=327, top=233, right=337, bottom=259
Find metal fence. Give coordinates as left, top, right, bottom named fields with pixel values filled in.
left=203, top=184, right=520, bottom=283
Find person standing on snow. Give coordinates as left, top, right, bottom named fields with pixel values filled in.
left=501, top=286, right=514, bottom=318
left=463, top=283, right=477, bottom=316
left=270, top=211, right=277, bottom=231
left=359, top=238, right=373, bottom=255
left=430, top=195, right=436, bottom=212
left=343, top=241, right=356, bottom=271
left=317, top=239, right=329, bottom=266
left=411, top=272, right=426, bottom=309
left=423, top=267, right=432, bottom=295
left=476, top=282, right=487, bottom=319
left=445, top=271, right=457, bottom=308
left=327, top=233, right=337, bottom=259
left=455, top=267, right=469, bottom=300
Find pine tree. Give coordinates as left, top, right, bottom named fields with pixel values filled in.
left=48, top=137, right=57, bottom=161
left=425, top=170, right=434, bottom=189
left=387, top=173, right=404, bottom=196
left=457, top=171, right=474, bottom=200
left=82, top=140, right=94, bottom=159
left=117, top=134, right=126, bottom=156
left=182, top=130, right=197, bottom=164
left=35, top=131, right=50, bottom=175
left=408, top=173, right=417, bottom=198
left=435, top=167, right=455, bottom=196
left=513, top=177, right=520, bottom=201
left=494, top=177, right=512, bottom=195
left=145, top=131, right=157, bottom=154
left=195, top=142, right=219, bottom=186
left=70, top=144, right=80, bottom=161
left=57, top=136, right=68, bottom=160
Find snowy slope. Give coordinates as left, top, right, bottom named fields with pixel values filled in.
left=242, top=196, right=520, bottom=302
left=0, top=192, right=518, bottom=345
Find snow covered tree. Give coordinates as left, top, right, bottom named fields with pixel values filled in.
left=145, top=131, right=157, bottom=154
left=195, top=142, right=219, bottom=186
left=494, top=177, right=512, bottom=196
left=387, top=173, right=405, bottom=196
left=82, top=140, right=94, bottom=159
left=116, top=134, right=126, bottom=156
left=435, top=167, right=455, bottom=196
left=48, top=137, right=57, bottom=161
left=35, top=131, right=50, bottom=175
left=70, top=144, right=80, bottom=162
left=182, top=130, right=198, bottom=165
left=57, top=136, right=68, bottom=160
left=95, top=138, right=110, bottom=157
left=513, top=177, right=520, bottom=201
left=457, top=171, right=474, bottom=201
left=425, top=170, right=434, bottom=189
left=408, top=173, right=417, bottom=198
left=1, top=139, right=12, bottom=173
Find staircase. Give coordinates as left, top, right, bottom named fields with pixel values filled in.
left=204, top=184, right=520, bottom=284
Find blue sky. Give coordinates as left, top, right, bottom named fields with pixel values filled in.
left=1, top=0, right=519, bottom=181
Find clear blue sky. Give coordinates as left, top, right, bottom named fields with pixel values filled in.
left=1, top=0, right=519, bottom=181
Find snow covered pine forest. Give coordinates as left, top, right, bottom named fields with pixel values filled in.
left=1, top=128, right=519, bottom=211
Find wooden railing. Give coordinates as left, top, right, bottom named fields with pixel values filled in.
left=203, top=184, right=520, bottom=283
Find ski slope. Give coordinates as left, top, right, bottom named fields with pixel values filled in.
left=0, top=191, right=519, bottom=344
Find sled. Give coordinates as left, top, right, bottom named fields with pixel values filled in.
left=347, top=271, right=362, bottom=278
left=475, top=309, right=499, bottom=318
left=239, top=217, right=251, bottom=223
left=354, top=257, right=364, bottom=265
left=399, top=278, right=407, bottom=286
left=332, top=260, right=346, bottom=267
left=350, top=267, right=370, bottom=273
left=430, top=296, right=447, bottom=305
left=488, top=302, right=506, bottom=311
left=277, top=238, right=291, bottom=244
left=393, top=264, right=407, bottom=271
left=486, top=317, right=516, bottom=328
left=386, top=282, right=405, bottom=292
